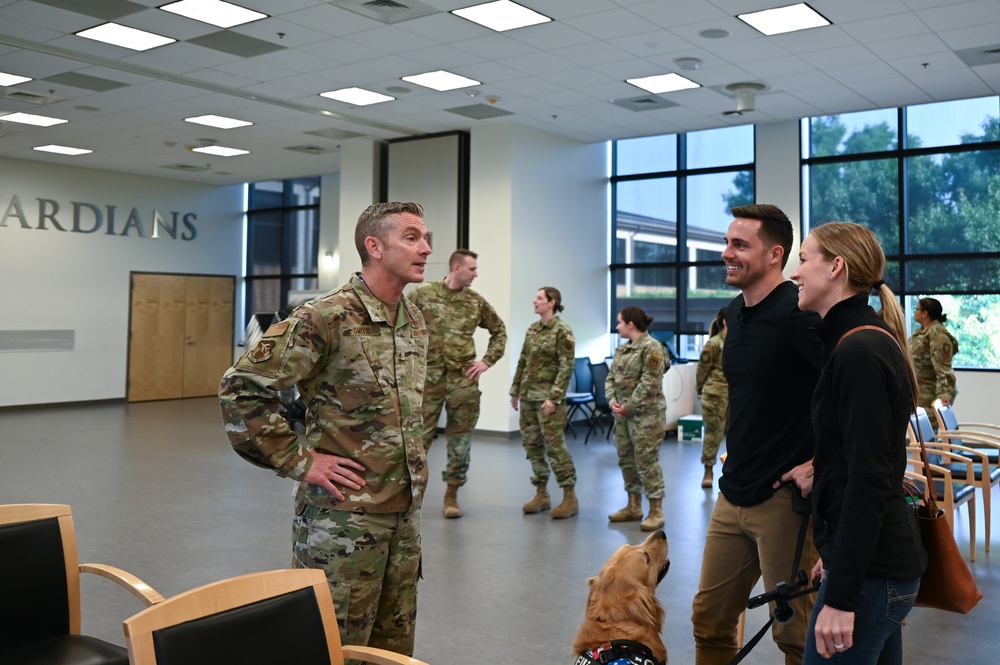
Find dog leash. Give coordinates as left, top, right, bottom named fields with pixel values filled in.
left=726, top=483, right=819, bottom=665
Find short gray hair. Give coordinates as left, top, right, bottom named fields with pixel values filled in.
left=354, top=202, right=424, bottom=265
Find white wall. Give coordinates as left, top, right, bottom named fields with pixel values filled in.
left=0, top=157, right=243, bottom=407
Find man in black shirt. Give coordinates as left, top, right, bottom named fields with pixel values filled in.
left=691, top=204, right=823, bottom=665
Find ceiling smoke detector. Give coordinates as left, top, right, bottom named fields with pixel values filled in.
left=724, top=82, right=766, bottom=115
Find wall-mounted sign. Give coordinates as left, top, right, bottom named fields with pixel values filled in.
left=1, top=194, right=198, bottom=240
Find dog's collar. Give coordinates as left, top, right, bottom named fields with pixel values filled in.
left=575, top=640, right=664, bottom=665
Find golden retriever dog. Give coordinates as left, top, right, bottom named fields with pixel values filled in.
left=573, top=530, right=670, bottom=665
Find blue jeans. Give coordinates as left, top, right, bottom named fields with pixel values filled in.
left=803, top=576, right=920, bottom=665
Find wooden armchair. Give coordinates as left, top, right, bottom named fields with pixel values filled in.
left=0, top=503, right=164, bottom=665
left=904, top=452, right=977, bottom=561
left=123, top=568, right=429, bottom=665
left=932, top=400, right=1000, bottom=463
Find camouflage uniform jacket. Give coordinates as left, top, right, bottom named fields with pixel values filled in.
left=510, top=317, right=575, bottom=403
left=909, top=320, right=959, bottom=403
left=219, top=272, right=429, bottom=514
left=696, top=331, right=728, bottom=398
left=606, top=332, right=668, bottom=417
left=408, top=279, right=507, bottom=382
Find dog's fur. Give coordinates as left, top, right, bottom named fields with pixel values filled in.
left=572, top=530, right=670, bottom=663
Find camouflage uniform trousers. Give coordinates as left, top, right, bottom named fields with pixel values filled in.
left=292, top=503, right=421, bottom=660
left=519, top=399, right=577, bottom=488
left=700, top=393, right=729, bottom=466
left=420, top=366, right=481, bottom=486
left=613, top=412, right=665, bottom=499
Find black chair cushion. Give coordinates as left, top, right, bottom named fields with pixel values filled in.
left=943, top=462, right=1000, bottom=483
left=152, top=587, right=330, bottom=665
left=0, top=635, right=128, bottom=665
left=0, top=518, right=71, bottom=645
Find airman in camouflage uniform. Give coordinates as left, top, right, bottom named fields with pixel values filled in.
left=909, top=298, right=959, bottom=426
left=408, top=249, right=506, bottom=518
left=606, top=307, right=667, bottom=531
left=219, top=202, right=431, bottom=660
left=510, top=287, right=578, bottom=518
left=697, top=311, right=729, bottom=488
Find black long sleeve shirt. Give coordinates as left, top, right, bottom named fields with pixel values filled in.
left=720, top=281, right=823, bottom=507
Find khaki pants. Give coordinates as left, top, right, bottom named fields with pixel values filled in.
left=692, top=488, right=817, bottom=665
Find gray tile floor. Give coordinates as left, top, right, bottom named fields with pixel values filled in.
left=3, top=398, right=996, bottom=664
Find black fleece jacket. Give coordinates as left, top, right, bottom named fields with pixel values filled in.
left=810, top=294, right=926, bottom=612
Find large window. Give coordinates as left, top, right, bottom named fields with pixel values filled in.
left=803, top=97, right=1000, bottom=369
left=244, top=177, right=321, bottom=325
left=611, top=126, right=753, bottom=358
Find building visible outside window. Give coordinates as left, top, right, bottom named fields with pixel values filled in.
left=803, top=96, right=1000, bottom=369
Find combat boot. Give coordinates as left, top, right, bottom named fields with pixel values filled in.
left=608, top=494, right=643, bottom=522
left=640, top=498, right=664, bottom=531
left=551, top=487, right=579, bottom=519
left=701, top=465, right=714, bottom=489
left=523, top=485, right=551, bottom=514
left=443, top=485, right=462, bottom=519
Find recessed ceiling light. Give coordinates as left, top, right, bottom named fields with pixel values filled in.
left=0, top=71, right=32, bottom=86
left=191, top=145, right=249, bottom=157
left=452, top=0, right=551, bottom=32
left=185, top=114, right=253, bottom=129
left=625, top=73, right=700, bottom=94
left=402, top=70, right=480, bottom=91
left=320, top=87, right=395, bottom=106
left=0, top=111, right=68, bottom=127
left=160, top=0, right=267, bottom=28
left=76, top=23, right=176, bottom=51
left=34, top=144, right=92, bottom=156
left=738, top=3, right=830, bottom=36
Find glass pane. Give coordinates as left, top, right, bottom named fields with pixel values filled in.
left=906, top=149, right=1000, bottom=254
left=686, top=170, right=753, bottom=239
left=906, top=256, right=1000, bottom=292
left=688, top=265, right=737, bottom=330
left=807, top=159, right=899, bottom=252
left=248, top=278, right=281, bottom=316
left=249, top=211, right=282, bottom=276
left=808, top=110, right=897, bottom=157
left=616, top=134, right=677, bottom=176
left=904, top=294, right=1000, bottom=369
left=288, top=177, right=321, bottom=206
left=286, top=209, right=319, bottom=274
left=686, top=125, right=754, bottom=169
left=615, top=178, right=678, bottom=262
left=905, top=97, right=1000, bottom=149
left=614, top=267, right=676, bottom=331
left=249, top=181, right=283, bottom=210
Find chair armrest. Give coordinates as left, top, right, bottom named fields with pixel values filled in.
left=343, top=646, right=432, bottom=665
left=957, top=422, right=1000, bottom=436
left=907, top=446, right=976, bottom=476
left=938, top=430, right=1000, bottom=449
left=80, top=563, right=165, bottom=607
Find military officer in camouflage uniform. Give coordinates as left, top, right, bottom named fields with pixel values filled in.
left=909, top=297, right=959, bottom=427
left=510, top=286, right=579, bottom=518
left=219, top=202, right=431, bottom=660
left=408, top=249, right=506, bottom=519
left=696, top=308, right=729, bottom=489
left=606, top=306, right=668, bottom=531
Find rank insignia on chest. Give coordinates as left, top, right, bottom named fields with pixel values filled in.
left=248, top=339, right=276, bottom=363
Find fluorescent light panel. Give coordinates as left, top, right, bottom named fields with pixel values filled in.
left=738, top=3, right=829, bottom=36
left=0, top=111, right=68, bottom=127
left=76, top=23, right=176, bottom=51
left=185, top=114, right=253, bottom=129
left=0, top=71, right=32, bottom=86
left=34, top=144, right=92, bottom=155
left=402, top=70, right=480, bottom=91
left=192, top=145, right=249, bottom=157
left=452, top=0, right=551, bottom=32
left=626, top=73, right=700, bottom=94
left=160, top=0, right=267, bottom=29
left=320, top=87, right=395, bottom=106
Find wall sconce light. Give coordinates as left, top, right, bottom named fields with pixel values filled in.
left=322, top=251, right=335, bottom=269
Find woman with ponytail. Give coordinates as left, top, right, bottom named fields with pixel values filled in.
left=788, top=221, right=925, bottom=665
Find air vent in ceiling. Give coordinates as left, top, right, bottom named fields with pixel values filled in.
left=955, top=43, right=1000, bottom=67
left=161, top=164, right=211, bottom=172
left=445, top=104, right=514, bottom=120
left=304, top=128, right=365, bottom=140
left=330, top=0, right=439, bottom=24
left=3, top=90, right=55, bottom=105
left=610, top=95, right=679, bottom=112
left=285, top=145, right=337, bottom=155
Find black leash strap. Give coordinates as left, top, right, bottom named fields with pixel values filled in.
left=726, top=486, right=818, bottom=665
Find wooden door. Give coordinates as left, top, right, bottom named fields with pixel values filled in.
left=128, top=273, right=234, bottom=402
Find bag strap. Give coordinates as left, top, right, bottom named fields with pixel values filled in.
left=837, top=325, right=940, bottom=509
